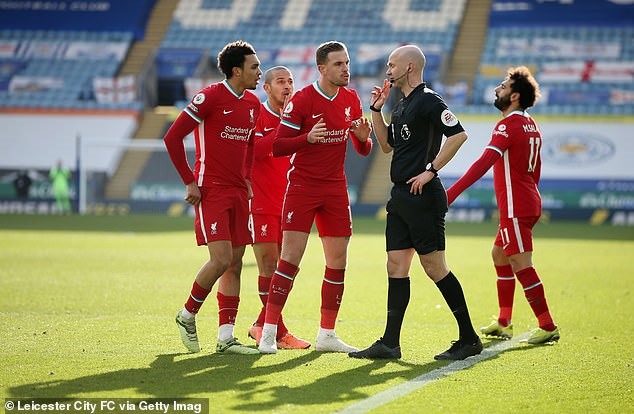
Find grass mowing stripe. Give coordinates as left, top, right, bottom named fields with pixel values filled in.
left=338, top=333, right=530, bottom=414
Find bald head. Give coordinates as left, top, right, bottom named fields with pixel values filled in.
left=390, top=45, right=426, bottom=74
left=385, top=44, right=426, bottom=93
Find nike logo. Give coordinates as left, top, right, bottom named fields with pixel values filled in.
left=223, top=110, right=233, bottom=114
left=264, top=127, right=275, bottom=132
left=311, top=113, right=323, bottom=119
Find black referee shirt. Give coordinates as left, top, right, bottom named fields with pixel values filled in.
left=387, top=83, right=465, bottom=184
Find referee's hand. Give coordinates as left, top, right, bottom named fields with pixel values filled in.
left=406, top=172, right=433, bottom=195
left=370, top=79, right=391, bottom=110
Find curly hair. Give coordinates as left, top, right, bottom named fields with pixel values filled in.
left=507, top=66, right=541, bottom=109
left=217, top=40, right=257, bottom=79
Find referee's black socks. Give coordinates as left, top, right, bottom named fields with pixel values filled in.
left=382, top=277, right=410, bottom=348
left=436, top=272, right=479, bottom=342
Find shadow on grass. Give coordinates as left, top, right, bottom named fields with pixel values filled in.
left=10, top=352, right=270, bottom=399
left=8, top=350, right=445, bottom=412
left=8, top=339, right=538, bottom=412
left=232, top=357, right=425, bottom=412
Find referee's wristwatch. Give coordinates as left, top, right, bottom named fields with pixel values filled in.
left=426, top=162, right=439, bottom=177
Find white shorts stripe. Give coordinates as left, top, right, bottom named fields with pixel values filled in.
left=512, top=217, right=525, bottom=253
left=248, top=202, right=255, bottom=240
left=197, top=202, right=208, bottom=244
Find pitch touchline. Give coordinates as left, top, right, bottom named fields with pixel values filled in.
left=338, top=334, right=529, bottom=414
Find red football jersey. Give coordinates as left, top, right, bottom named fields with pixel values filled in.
left=489, top=110, right=542, bottom=218
left=275, top=81, right=370, bottom=191
left=251, top=100, right=291, bottom=215
left=167, top=80, right=260, bottom=189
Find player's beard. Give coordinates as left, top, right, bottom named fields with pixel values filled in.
left=332, top=73, right=349, bottom=87
left=494, top=94, right=511, bottom=111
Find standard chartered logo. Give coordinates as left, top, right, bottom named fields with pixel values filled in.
left=319, top=128, right=349, bottom=144
left=221, top=126, right=251, bottom=141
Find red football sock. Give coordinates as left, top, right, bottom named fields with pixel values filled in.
left=320, top=267, right=345, bottom=330
left=254, top=275, right=270, bottom=326
left=277, top=314, right=289, bottom=339
left=264, top=260, right=298, bottom=326
left=255, top=274, right=288, bottom=337
left=184, top=280, right=211, bottom=314
left=217, top=292, right=239, bottom=327
left=516, top=267, right=556, bottom=331
left=495, top=264, right=515, bottom=326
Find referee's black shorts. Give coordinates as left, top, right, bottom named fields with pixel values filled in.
left=385, top=178, right=448, bottom=255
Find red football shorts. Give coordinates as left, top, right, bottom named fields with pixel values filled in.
left=494, top=216, right=539, bottom=256
left=250, top=213, right=282, bottom=244
left=194, top=185, right=252, bottom=247
left=281, top=188, right=352, bottom=237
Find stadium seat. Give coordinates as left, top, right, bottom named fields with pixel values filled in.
left=0, top=29, right=132, bottom=110
left=474, top=23, right=633, bottom=113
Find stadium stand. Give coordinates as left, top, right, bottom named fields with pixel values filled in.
left=2, top=0, right=631, bottom=113
left=157, top=0, right=467, bottom=103
left=471, top=26, right=634, bottom=115
left=0, top=30, right=139, bottom=110
left=0, top=0, right=163, bottom=111
left=470, top=2, right=634, bottom=115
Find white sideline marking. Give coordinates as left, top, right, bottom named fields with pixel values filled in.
left=338, top=334, right=528, bottom=414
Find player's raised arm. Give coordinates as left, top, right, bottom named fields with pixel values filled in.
left=349, top=117, right=373, bottom=156
left=272, top=118, right=325, bottom=156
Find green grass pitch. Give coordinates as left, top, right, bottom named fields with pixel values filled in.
left=1, top=214, right=632, bottom=413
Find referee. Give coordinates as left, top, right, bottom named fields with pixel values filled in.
left=350, top=44, right=482, bottom=360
